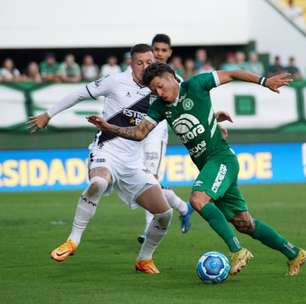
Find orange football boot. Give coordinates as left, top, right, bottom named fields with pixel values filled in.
left=51, top=240, right=77, bottom=262
left=135, top=259, right=160, bottom=274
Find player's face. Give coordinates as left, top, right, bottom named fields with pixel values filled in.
left=131, top=51, right=155, bottom=84
left=152, top=42, right=172, bottom=63
left=149, top=73, right=179, bottom=103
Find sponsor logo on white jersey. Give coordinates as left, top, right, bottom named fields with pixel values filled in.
left=172, top=114, right=205, bottom=144
left=123, top=108, right=145, bottom=125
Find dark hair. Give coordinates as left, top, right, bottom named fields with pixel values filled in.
left=152, top=34, right=171, bottom=47
left=143, top=63, right=176, bottom=86
left=130, top=44, right=152, bottom=57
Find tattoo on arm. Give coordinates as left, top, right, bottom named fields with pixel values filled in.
left=107, top=119, right=155, bottom=141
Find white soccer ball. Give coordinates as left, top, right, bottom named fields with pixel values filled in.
left=196, top=251, right=230, bottom=284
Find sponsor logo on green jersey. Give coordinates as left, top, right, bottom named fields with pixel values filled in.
left=172, top=114, right=205, bottom=145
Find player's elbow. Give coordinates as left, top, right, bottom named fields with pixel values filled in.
left=134, top=131, right=147, bottom=141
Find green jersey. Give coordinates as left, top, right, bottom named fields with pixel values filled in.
left=146, top=72, right=231, bottom=169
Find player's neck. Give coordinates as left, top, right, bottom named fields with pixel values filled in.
left=132, top=72, right=144, bottom=88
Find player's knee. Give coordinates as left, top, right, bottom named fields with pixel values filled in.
left=155, top=208, right=173, bottom=229
left=232, top=213, right=255, bottom=234
left=86, top=176, right=108, bottom=199
left=190, top=191, right=210, bottom=212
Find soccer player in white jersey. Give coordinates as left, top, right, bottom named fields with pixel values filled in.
left=28, top=44, right=173, bottom=274
left=137, top=34, right=192, bottom=244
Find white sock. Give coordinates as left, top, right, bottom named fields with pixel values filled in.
left=143, top=210, right=154, bottom=235
left=68, top=176, right=108, bottom=245
left=162, top=188, right=188, bottom=215
left=138, top=208, right=173, bottom=260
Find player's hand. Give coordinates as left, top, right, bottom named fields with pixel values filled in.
left=27, top=112, right=50, bottom=133
left=215, top=111, right=233, bottom=123
left=219, top=125, right=228, bottom=139
left=87, top=115, right=109, bottom=130
left=266, top=73, right=293, bottom=93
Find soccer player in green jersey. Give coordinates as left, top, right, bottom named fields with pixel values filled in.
left=86, top=63, right=306, bottom=277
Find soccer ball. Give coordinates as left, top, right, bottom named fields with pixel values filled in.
left=196, top=251, right=230, bottom=284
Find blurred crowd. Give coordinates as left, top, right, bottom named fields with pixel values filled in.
left=0, top=49, right=303, bottom=84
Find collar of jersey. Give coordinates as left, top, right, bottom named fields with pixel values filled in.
left=166, top=81, right=182, bottom=107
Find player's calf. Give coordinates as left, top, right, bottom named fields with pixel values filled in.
left=231, top=212, right=255, bottom=235
left=137, top=208, right=173, bottom=265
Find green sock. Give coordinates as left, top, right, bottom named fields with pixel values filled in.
left=252, top=219, right=299, bottom=260
left=200, top=203, right=241, bottom=252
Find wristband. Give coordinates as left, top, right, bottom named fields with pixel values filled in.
left=258, top=76, right=267, bottom=87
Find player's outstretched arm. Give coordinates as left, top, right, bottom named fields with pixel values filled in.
left=27, top=92, right=84, bottom=133
left=216, top=70, right=293, bottom=93
left=27, top=112, right=51, bottom=133
left=87, top=115, right=155, bottom=141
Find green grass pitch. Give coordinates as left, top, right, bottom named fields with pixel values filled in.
left=0, top=184, right=306, bottom=304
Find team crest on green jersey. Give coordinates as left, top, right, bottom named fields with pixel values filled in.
left=182, top=98, right=194, bottom=111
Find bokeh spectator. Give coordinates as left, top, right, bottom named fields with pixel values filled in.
left=58, top=54, right=81, bottom=83
left=283, top=0, right=305, bottom=30
left=23, top=62, right=42, bottom=83
left=221, top=52, right=239, bottom=71
left=39, top=54, right=60, bottom=82
left=183, top=58, right=196, bottom=80
left=81, top=55, right=99, bottom=81
left=285, top=56, right=303, bottom=79
left=246, top=52, right=265, bottom=75
left=169, top=56, right=184, bottom=79
left=197, top=61, right=215, bottom=74
left=267, top=55, right=285, bottom=76
left=100, top=55, right=121, bottom=79
left=0, top=58, right=21, bottom=82
left=236, top=51, right=248, bottom=71
left=194, top=49, right=207, bottom=73
left=120, top=52, right=132, bottom=72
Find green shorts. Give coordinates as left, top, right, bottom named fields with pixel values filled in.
left=192, top=153, right=248, bottom=221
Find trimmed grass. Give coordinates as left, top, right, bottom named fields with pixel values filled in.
left=0, top=184, right=306, bottom=304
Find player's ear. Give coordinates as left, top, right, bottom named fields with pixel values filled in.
left=165, top=72, right=173, bottom=81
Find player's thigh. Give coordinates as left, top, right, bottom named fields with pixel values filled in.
left=191, top=155, right=239, bottom=201
left=143, top=139, right=167, bottom=179
left=137, top=184, right=170, bottom=214
left=215, top=184, right=248, bottom=221
left=115, top=169, right=161, bottom=210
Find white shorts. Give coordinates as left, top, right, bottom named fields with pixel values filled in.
left=142, top=139, right=167, bottom=180
left=142, top=120, right=168, bottom=180
left=88, top=145, right=159, bottom=209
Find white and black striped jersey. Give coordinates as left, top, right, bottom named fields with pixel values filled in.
left=47, top=69, right=151, bottom=168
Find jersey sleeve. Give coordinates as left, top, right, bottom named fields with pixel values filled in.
left=85, top=76, right=113, bottom=99
left=144, top=99, right=165, bottom=125
left=47, top=86, right=93, bottom=118
left=193, top=71, right=220, bottom=91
